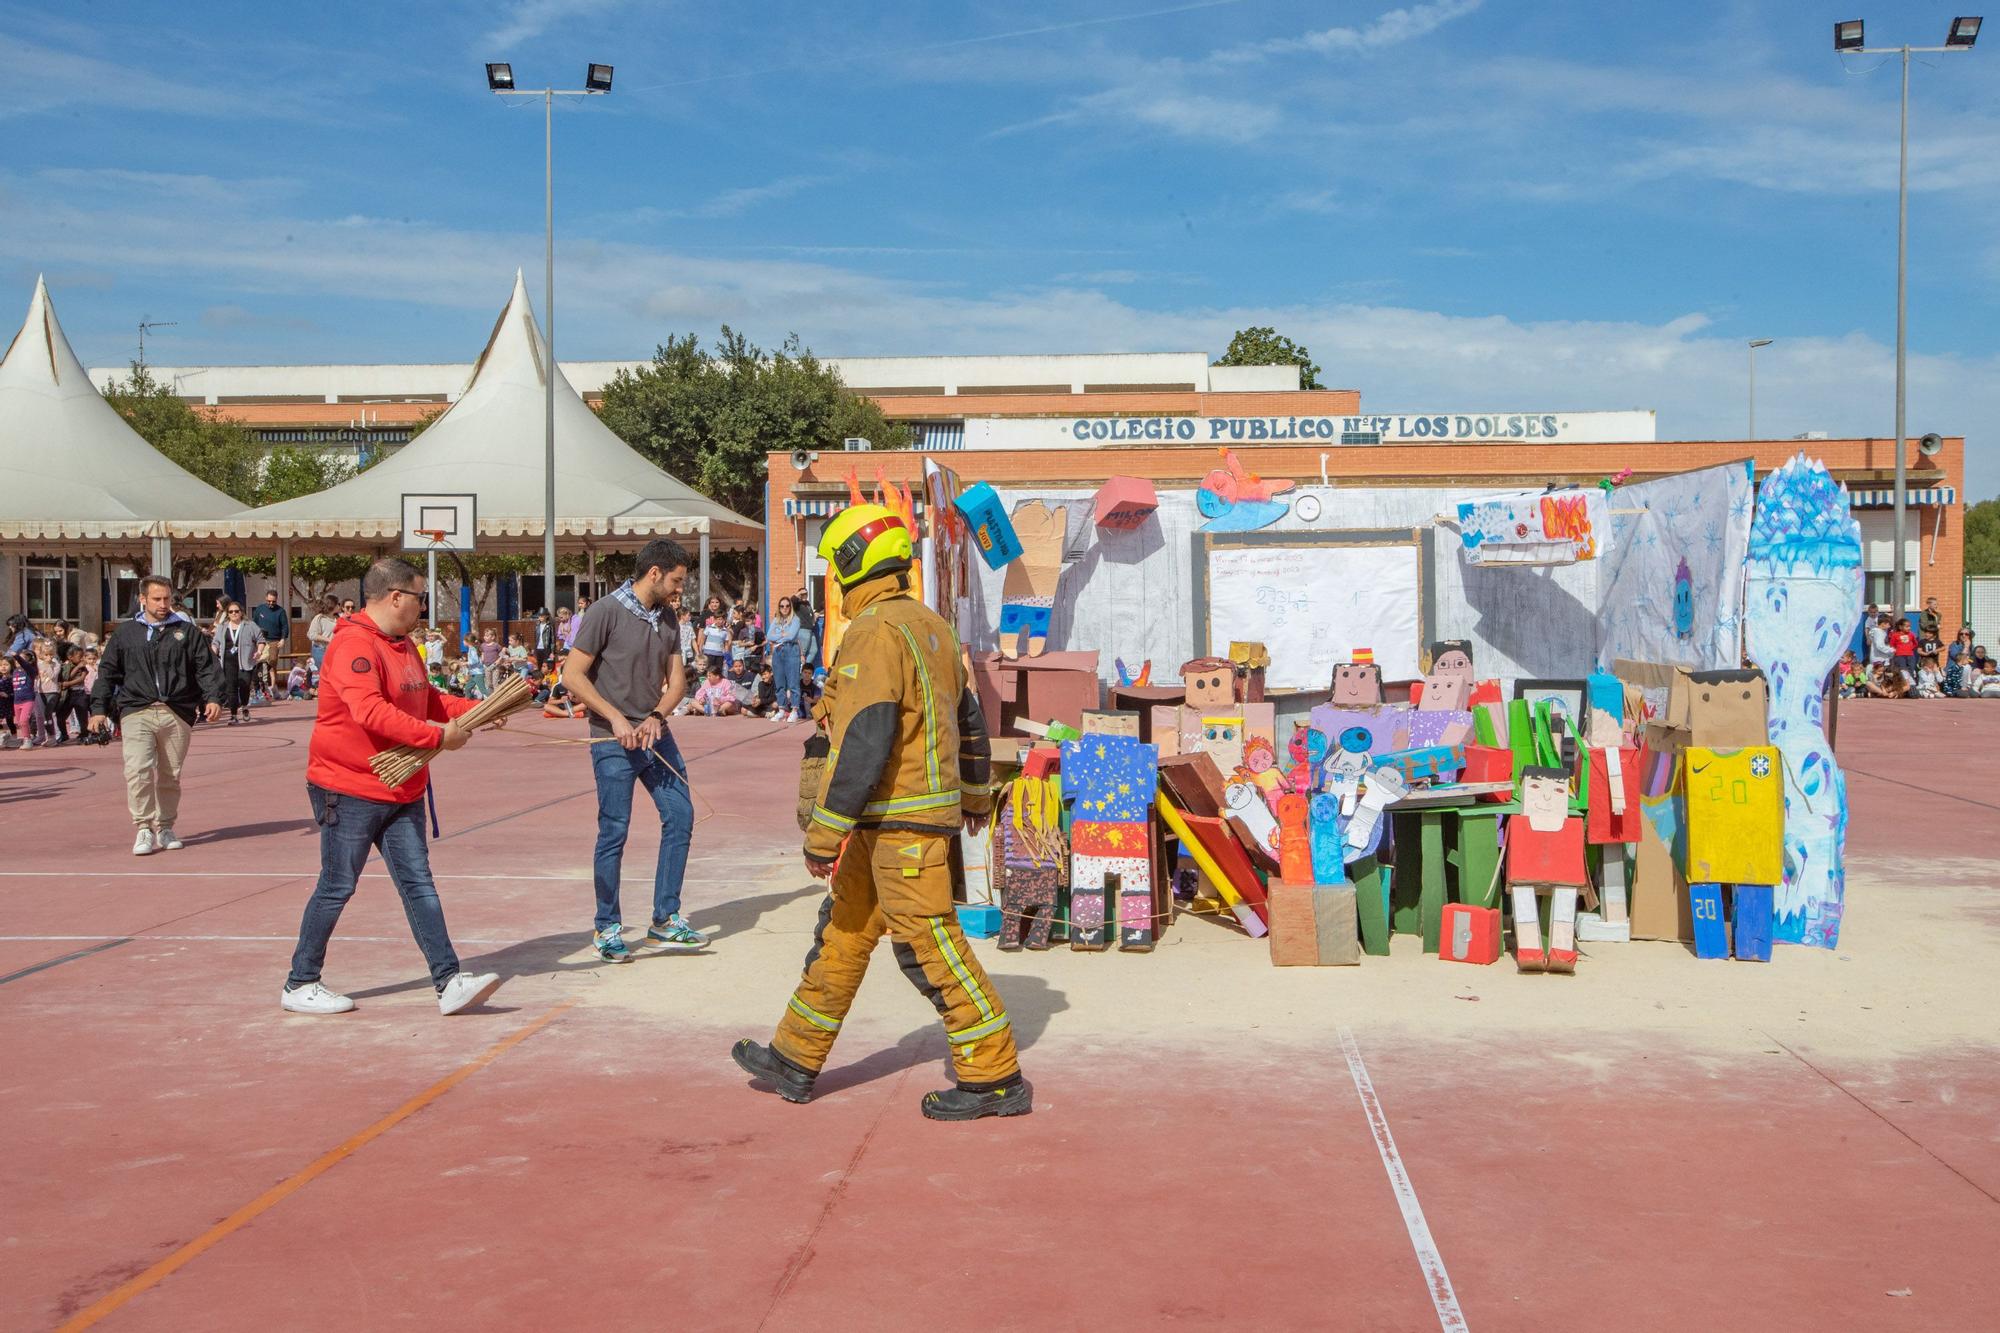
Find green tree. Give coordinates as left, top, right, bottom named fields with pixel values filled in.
left=1966, top=497, right=2000, bottom=576
left=596, top=327, right=909, bottom=524
left=1213, top=326, right=1322, bottom=389
left=220, top=445, right=378, bottom=603
left=102, top=365, right=263, bottom=503
left=102, top=365, right=264, bottom=591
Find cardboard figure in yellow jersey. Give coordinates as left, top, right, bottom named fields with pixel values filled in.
left=732, top=504, right=1030, bottom=1121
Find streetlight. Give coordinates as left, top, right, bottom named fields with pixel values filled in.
left=1834, top=17, right=1980, bottom=615
left=485, top=61, right=614, bottom=616
left=1747, top=339, right=1773, bottom=438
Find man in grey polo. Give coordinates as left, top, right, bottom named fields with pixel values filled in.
left=560, top=539, right=705, bottom=962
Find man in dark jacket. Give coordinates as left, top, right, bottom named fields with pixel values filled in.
left=89, top=575, right=223, bottom=856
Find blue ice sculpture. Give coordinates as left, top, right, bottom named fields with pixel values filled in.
left=1744, top=454, right=1862, bottom=948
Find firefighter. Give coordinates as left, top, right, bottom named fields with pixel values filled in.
left=732, top=503, right=1031, bottom=1120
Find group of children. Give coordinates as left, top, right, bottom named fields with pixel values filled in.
left=672, top=596, right=822, bottom=722
left=3, top=619, right=98, bottom=748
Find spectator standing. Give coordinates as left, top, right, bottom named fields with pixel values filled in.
left=1856, top=603, right=1879, bottom=662
left=57, top=646, right=89, bottom=742
left=767, top=596, right=804, bottom=723
left=340, top=597, right=357, bottom=619
left=1887, top=619, right=1921, bottom=688
left=532, top=608, right=556, bottom=669
left=1866, top=615, right=1892, bottom=674
left=699, top=611, right=730, bottom=675
left=7, top=653, right=33, bottom=745
left=554, top=606, right=575, bottom=652
left=252, top=590, right=290, bottom=696
left=676, top=606, right=697, bottom=668
left=1919, top=597, right=1942, bottom=642
left=212, top=602, right=267, bottom=724
left=280, top=557, right=500, bottom=1017
left=307, top=596, right=340, bottom=675
left=479, top=628, right=502, bottom=669
left=32, top=638, right=63, bottom=743
left=90, top=575, right=224, bottom=854
left=559, top=539, right=706, bottom=963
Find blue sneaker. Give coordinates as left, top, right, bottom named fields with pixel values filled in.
left=592, top=926, right=630, bottom=963
left=646, top=914, right=708, bottom=952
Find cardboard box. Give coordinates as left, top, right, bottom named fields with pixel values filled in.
left=971, top=650, right=1101, bottom=736
left=1440, top=904, right=1501, bottom=964
left=1683, top=746, right=1784, bottom=885
left=1158, top=751, right=1227, bottom=817
left=1093, top=476, right=1159, bottom=530
left=1587, top=746, right=1643, bottom=844
left=952, top=481, right=1024, bottom=569
left=1268, top=882, right=1320, bottom=966
left=1690, top=882, right=1729, bottom=959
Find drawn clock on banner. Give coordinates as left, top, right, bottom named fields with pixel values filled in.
left=1293, top=494, right=1323, bottom=523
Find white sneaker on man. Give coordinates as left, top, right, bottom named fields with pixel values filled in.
left=133, top=828, right=158, bottom=856
left=155, top=827, right=184, bottom=851
left=438, top=971, right=502, bottom=1015
left=281, top=981, right=356, bottom=1014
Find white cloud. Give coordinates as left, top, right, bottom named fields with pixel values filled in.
left=1213, top=0, right=1484, bottom=63
left=6, top=167, right=1994, bottom=500
left=481, top=0, right=631, bottom=51
left=0, top=34, right=248, bottom=120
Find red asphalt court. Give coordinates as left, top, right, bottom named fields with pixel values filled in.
left=3, top=699, right=1998, bottom=1331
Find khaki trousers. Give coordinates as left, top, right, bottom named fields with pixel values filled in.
left=774, top=828, right=1021, bottom=1087
left=121, top=706, right=192, bottom=830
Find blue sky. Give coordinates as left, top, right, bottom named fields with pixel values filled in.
left=4, top=0, right=1997, bottom=497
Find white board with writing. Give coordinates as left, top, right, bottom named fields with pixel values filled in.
left=1205, top=542, right=1423, bottom=689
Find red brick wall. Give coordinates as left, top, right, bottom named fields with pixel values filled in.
left=768, top=435, right=1966, bottom=627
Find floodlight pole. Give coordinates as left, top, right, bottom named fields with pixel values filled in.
left=1847, top=31, right=1977, bottom=615
left=492, top=76, right=609, bottom=615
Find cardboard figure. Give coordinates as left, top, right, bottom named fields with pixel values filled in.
left=1284, top=722, right=1330, bottom=794
left=1182, top=657, right=1237, bottom=710
left=998, top=500, right=1068, bottom=659
left=1507, top=765, right=1587, bottom=974
left=1237, top=736, right=1282, bottom=799
left=1419, top=640, right=1475, bottom=712
left=1683, top=747, right=1783, bottom=895
left=1276, top=791, right=1313, bottom=884
left=1330, top=655, right=1384, bottom=707
left=1195, top=448, right=1294, bottom=533
left=1308, top=794, right=1346, bottom=886
left=1158, top=657, right=1274, bottom=768
left=1324, top=726, right=1374, bottom=815
left=1196, top=715, right=1246, bottom=773
left=1062, top=734, right=1159, bottom=952
left=1342, top=765, right=1406, bottom=861
left=996, top=780, right=1063, bottom=952
left=1312, top=701, right=1405, bottom=755
left=1225, top=779, right=1281, bottom=865
left=1680, top=669, right=1769, bottom=751
left=1081, top=710, right=1141, bottom=737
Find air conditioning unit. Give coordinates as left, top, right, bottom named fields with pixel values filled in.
left=843, top=436, right=872, bottom=452
left=1791, top=431, right=1829, bottom=441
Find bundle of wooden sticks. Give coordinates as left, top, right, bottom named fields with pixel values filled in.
left=368, top=672, right=537, bottom=788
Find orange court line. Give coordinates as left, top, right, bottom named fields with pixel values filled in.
left=57, top=1000, right=577, bottom=1331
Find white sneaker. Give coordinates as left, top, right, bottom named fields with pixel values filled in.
left=133, top=828, right=158, bottom=856
left=438, top=971, right=502, bottom=1015
left=282, top=981, right=355, bottom=1014
left=156, top=826, right=184, bottom=851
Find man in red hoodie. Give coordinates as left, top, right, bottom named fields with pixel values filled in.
left=282, top=558, right=501, bottom=1017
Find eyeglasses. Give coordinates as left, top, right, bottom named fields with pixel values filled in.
left=387, top=587, right=423, bottom=602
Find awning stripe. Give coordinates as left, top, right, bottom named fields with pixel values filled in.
left=1849, top=487, right=1956, bottom=507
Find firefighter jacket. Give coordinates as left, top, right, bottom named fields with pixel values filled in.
left=804, top=573, right=993, bottom=863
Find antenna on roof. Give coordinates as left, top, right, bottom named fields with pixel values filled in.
left=137, top=317, right=177, bottom=374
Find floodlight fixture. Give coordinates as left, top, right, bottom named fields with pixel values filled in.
left=1834, top=19, right=1865, bottom=50
left=1946, top=16, right=1982, bottom=47
left=585, top=63, right=614, bottom=92
left=486, top=62, right=515, bottom=91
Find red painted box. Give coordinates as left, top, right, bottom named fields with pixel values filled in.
left=1462, top=744, right=1512, bottom=799
left=1440, top=904, right=1501, bottom=964
left=1093, top=476, right=1159, bottom=530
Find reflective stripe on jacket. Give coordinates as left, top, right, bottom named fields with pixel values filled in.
left=803, top=575, right=993, bottom=861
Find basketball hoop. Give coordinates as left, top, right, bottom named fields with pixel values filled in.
left=415, top=528, right=450, bottom=546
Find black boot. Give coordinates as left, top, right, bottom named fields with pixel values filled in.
left=921, top=1076, right=1033, bottom=1121
left=731, top=1039, right=817, bottom=1104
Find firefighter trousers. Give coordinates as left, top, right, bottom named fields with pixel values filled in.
left=773, top=827, right=1021, bottom=1087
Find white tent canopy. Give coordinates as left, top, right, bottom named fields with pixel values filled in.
left=0, top=277, right=240, bottom=542
left=173, top=272, right=762, bottom=550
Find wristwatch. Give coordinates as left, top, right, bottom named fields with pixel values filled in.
left=647, top=710, right=667, bottom=724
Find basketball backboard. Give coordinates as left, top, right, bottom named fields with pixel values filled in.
left=400, top=493, right=477, bottom=553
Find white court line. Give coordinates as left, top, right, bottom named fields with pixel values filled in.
left=0, top=935, right=529, bottom=945
left=0, top=870, right=785, bottom=882
left=1338, top=1025, right=1468, bottom=1332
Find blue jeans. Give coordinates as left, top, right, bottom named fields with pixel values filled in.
left=773, top=642, right=802, bottom=715
left=591, top=730, right=695, bottom=931
left=288, top=783, right=460, bottom=992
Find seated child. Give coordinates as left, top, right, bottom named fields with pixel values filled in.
left=676, top=664, right=739, bottom=717
left=286, top=662, right=311, bottom=699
